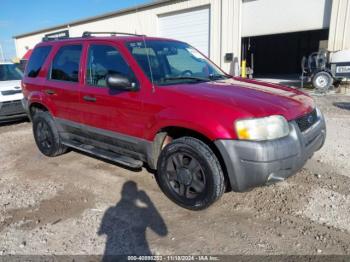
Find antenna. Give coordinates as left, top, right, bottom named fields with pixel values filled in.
left=134, top=0, right=155, bottom=93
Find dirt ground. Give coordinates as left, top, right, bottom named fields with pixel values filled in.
left=0, top=92, right=350, bottom=256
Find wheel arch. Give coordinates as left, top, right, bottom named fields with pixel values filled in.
left=29, top=102, right=50, bottom=120
left=151, top=126, right=232, bottom=191
left=27, top=90, right=57, bottom=120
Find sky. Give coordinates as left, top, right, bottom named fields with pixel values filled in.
left=0, top=0, right=151, bottom=59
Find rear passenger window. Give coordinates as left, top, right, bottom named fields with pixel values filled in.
left=86, top=45, right=134, bottom=87
left=25, top=46, right=52, bottom=78
left=50, top=45, right=82, bottom=83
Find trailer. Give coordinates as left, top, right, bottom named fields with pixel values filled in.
left=301, top=49, right=350, bottom=92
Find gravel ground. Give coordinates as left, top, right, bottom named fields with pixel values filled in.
left=0, top=93, right=350, bottom=256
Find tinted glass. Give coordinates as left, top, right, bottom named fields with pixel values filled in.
left=0, top=64, right=23, bottom=81
left=50, top=45, right=82, bottom=82
left=86, top=45, right=134, bottom=87
left=127, top=41, right=227, bottom=86
left=25, top=46, right=52, bottom=78
left=128, top=46, right=158, bottom=81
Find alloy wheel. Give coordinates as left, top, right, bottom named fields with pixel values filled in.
left=315, top=75, right=328, bottom=88
left=36, top=120, right=53, bottom=150
left=165, top=152, right=206, bottom=199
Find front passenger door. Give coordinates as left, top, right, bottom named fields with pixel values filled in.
left=80, top=43, right=143, bottom=139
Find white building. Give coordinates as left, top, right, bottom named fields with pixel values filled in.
left=13, top=0, right=350, bottom=76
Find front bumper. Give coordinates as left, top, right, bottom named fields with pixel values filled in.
left=215, top=109, right=326, bottom=192
left=0, top=100, right=27, bottom=122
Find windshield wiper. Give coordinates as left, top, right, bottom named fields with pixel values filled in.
left=163, top=76, right=210, bottom=82
left=209, top=74, right=231, bottom=80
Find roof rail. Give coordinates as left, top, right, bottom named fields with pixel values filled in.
left=82, top=31, right=145, bottom=38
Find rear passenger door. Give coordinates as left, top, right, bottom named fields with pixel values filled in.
left=44, top=44, right=83, bottom=125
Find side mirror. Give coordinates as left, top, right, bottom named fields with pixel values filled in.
left=106, top=73, right=137, bottom=91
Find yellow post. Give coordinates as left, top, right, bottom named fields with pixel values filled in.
left=241, top=60, right=247, bottom=78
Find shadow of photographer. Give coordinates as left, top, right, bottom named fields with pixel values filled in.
left=98, top=181, right=168, bottom=261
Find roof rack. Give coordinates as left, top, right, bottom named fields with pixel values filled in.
left=82, top=31, right=145, bottom=37
left=42, top=30, right=71, bottom=42
left=41, top=31, right=146, bottom=42
left=42, top=36, right=70, bottom=42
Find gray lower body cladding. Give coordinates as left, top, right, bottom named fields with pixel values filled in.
left=54, top=118, right=154, bottom=167
left=215, top=110, right=326, bottom=192
left=0, top=100, right=27, bottom=122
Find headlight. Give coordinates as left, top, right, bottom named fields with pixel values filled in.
left=235, top=115, right=290, bottom=141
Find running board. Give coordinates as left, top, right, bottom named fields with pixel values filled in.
left=63, top=140, right=143, bottom=169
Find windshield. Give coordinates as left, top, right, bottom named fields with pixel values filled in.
left=0, top=64, right=23, bottom=81
left=127, top=41, right=228, bottom=85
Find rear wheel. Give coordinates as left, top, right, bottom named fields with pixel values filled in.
left=312, top=71, right=333, bottom=92
left=32, top=111, right=68, bottom=157
left=156, top=137, right=225, bottom=210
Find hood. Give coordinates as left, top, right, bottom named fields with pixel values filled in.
left=0, top=80, right=23, bottom=102
left=163, top=78, right=314, bottom=121
left=0, top=80, right=22, bottom=91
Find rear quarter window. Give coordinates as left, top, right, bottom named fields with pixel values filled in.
left=25, top=46, right=52, bottom=78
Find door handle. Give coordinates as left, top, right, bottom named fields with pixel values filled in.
left=83, top=95, right=96, bottom=102
left=45, top=89, right=56, bottom=95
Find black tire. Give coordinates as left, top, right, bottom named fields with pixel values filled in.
left=312, top=71, right=333, bottom=92
left=333, top=80, right=342, bottom=88
left=156, top=137, right=225, bottom=210
left=32, top=111, right=68, bottom=157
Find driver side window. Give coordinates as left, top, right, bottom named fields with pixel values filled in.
left=86, top=45, right=133, bottom=87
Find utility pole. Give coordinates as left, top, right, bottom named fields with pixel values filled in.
left=0, top=43, right=4, bottom=61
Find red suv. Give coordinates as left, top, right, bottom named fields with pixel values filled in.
left=22, top=32, right=326, bottom=210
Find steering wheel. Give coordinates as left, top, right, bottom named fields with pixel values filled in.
left=181, top=70, right=193, bottom=77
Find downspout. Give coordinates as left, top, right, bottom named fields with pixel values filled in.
left=220, top=0, right=223, bottom=67
left=236, top=0, right=242, bottom=77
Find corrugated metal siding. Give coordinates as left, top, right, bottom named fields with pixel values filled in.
left=69, top=0, right=227, bottom=64
left=221, top=0, right=242, bottom=74
left=15, top=26, right=68, bottom=59
left=14, top=0, right=241, bottom=73
left=14, top=0, right=350, bottom=68
left=328, top=0, right=350, bottom=51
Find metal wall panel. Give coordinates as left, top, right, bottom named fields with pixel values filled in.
left=328, top=0, right=350, bottom=51
left=14, top=0, right=241, bottom=73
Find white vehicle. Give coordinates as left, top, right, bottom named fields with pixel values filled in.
left=0, top=62, right=26, bottom=122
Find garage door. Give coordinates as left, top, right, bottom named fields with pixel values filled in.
left=242, top=0, right=332, bottom=37
left=159, top=7, right=210, bottom=56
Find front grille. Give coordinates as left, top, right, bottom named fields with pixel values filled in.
left=295, top=109, right=318, bottom=132
left=0, top=100, right=25, bottom=116
left=1, top=90, right=22, bottom=96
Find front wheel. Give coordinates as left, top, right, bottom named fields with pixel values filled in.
left=156, top=137, right=225, bottom=210
left=312, top=71, right=333, bottom=92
